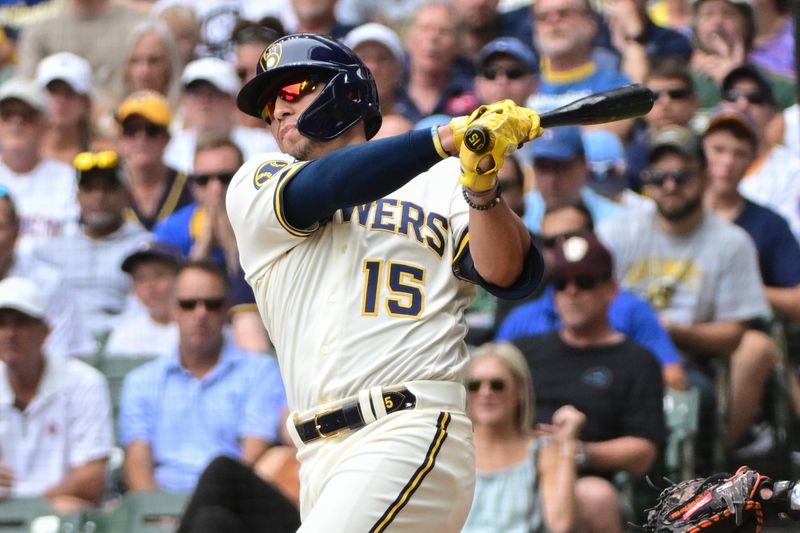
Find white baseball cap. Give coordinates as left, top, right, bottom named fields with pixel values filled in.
left=344, top=23, right=406, bottom=64
left=35, top=52, right=92, bottom=95
left=0, top=277, right=47, bottom=321
left=0, top=78, right=49, bottom=113
left=181, top=57, right=240, bottom=97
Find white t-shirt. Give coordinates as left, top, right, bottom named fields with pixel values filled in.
left=164, top=126, right=279, bottom=174
left=0, top=158, right=78, bottom=257
left=739, top=145, right=800, bottom=243
left=105, top=311, right=178, bottom=359
left=0, top=356, right=113, bottom=497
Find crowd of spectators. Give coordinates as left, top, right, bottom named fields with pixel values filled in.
left=0, top=0, right=796, bottom=530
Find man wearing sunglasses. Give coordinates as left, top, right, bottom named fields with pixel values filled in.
left=474, top=37, right=539, bottom=108
left=120, top=260, right=286, bottom=494
left=0, top=78, right=79, bottom=257
left=598, top=125, right=769, bottom=470
left=720, top=65, right=800, bottom=243
left=227, top=33, right=544, bottom=532
left=626, top=58, right=699, bottom=191
left=155, top=136, right=269, bottom=354
left=513, top=232, right=665, bottom=532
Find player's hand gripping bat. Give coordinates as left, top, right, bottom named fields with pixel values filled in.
left=462, top=84, right=656, bottom=155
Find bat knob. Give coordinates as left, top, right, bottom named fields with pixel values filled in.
left=464, top=125, right=491, bottom=153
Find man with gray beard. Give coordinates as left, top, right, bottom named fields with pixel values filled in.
left=31, top=151, right=149, bottom=338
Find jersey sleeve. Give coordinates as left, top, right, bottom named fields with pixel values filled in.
left=226, top=153, right=316, bottom=281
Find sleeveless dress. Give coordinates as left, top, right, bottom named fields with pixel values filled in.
left=461, top=438, right=548, bottom=533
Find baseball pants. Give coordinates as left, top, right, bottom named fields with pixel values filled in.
left=290, top=383, right=475, bottom=532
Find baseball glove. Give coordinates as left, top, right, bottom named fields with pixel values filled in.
left=458, top=100, right=543, bottom=192
left=643, top=466, right=772, bottom=533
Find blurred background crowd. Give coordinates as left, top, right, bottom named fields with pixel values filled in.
left=0, top=0, right=797, bottom=531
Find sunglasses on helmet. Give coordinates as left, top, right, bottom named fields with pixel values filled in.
left=260, top=77, right=321, bottom=124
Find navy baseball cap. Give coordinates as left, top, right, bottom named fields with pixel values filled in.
left=121, top=240, right=183, bottom=274
left=721, top=64, right=775, bottom=107
left=530, top=126, right=585, bottom=162
left=478, top=37, right=538, bottom=73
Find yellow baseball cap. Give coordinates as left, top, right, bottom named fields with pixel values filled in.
left=116, top=90, right=172, bottom=128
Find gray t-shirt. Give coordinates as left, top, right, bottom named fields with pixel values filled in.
left=598, top=211, right=769, bottom=327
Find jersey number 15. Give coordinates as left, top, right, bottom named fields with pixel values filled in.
left=362, top=259, right=426, bottom=319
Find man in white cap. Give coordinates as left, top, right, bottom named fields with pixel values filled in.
left=165, top=57, right=278, bottom=174
left=0, top=277, right=112, bottom=512
left=0, top=78, right=78, bottom=257
left=344, top=23, right=412, bottom=138
left=35, top=52, right=94, bottom=164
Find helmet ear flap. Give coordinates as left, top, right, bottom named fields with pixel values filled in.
left=237, top=33, right=382, bottom=140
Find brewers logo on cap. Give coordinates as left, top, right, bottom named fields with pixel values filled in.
left=260, top=43, right=283, bottom=72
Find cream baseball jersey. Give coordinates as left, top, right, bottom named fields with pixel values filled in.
left=227, top=153, right=476, bottom=412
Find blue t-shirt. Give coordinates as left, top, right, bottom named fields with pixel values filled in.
left=496, top=284, right=680, bottom=365
left=734, top=199, right=800, bottom=287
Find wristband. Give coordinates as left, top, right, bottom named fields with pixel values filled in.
left=462, top=186, right=500, bottom=211
left=431, top=126, right=449, bottom=159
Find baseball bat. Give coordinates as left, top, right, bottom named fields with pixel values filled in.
left=463, top=84, right=655, bottom=153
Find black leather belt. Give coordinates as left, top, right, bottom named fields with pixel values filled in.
left=295, top=388, right=417, bottom=444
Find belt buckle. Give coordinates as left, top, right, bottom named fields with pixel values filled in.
left=314, top=408, right=343, bottom=439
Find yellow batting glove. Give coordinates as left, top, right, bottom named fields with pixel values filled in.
left=458, top=101, right=543, bottom=191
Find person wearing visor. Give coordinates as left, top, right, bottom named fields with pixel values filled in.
left=226, top=33, right=546, bottom=531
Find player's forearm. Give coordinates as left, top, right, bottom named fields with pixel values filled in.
left=468, top=204, right=531, bottom=286
left=667, top=320, right=746, bottom=356
left=584, top=437, right=658, bottom=475
left=765, top=285, right=800, bottom=322
left=283, top=129, right=443, bottom=229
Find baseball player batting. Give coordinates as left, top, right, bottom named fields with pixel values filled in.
left=227, top=33, right=545, bottom=532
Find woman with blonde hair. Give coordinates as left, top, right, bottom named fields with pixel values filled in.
left=462, top=342, right=584, bottom=533
left=118, top=19, right=184, bottom=109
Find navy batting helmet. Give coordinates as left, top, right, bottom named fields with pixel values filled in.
left=237, top=33, right=382, bottom=141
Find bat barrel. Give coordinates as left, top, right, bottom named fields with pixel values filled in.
left=538, top=84, right=655, bottom=128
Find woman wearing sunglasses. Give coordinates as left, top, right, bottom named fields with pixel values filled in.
left=463, top=342, right=584, bottom=533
